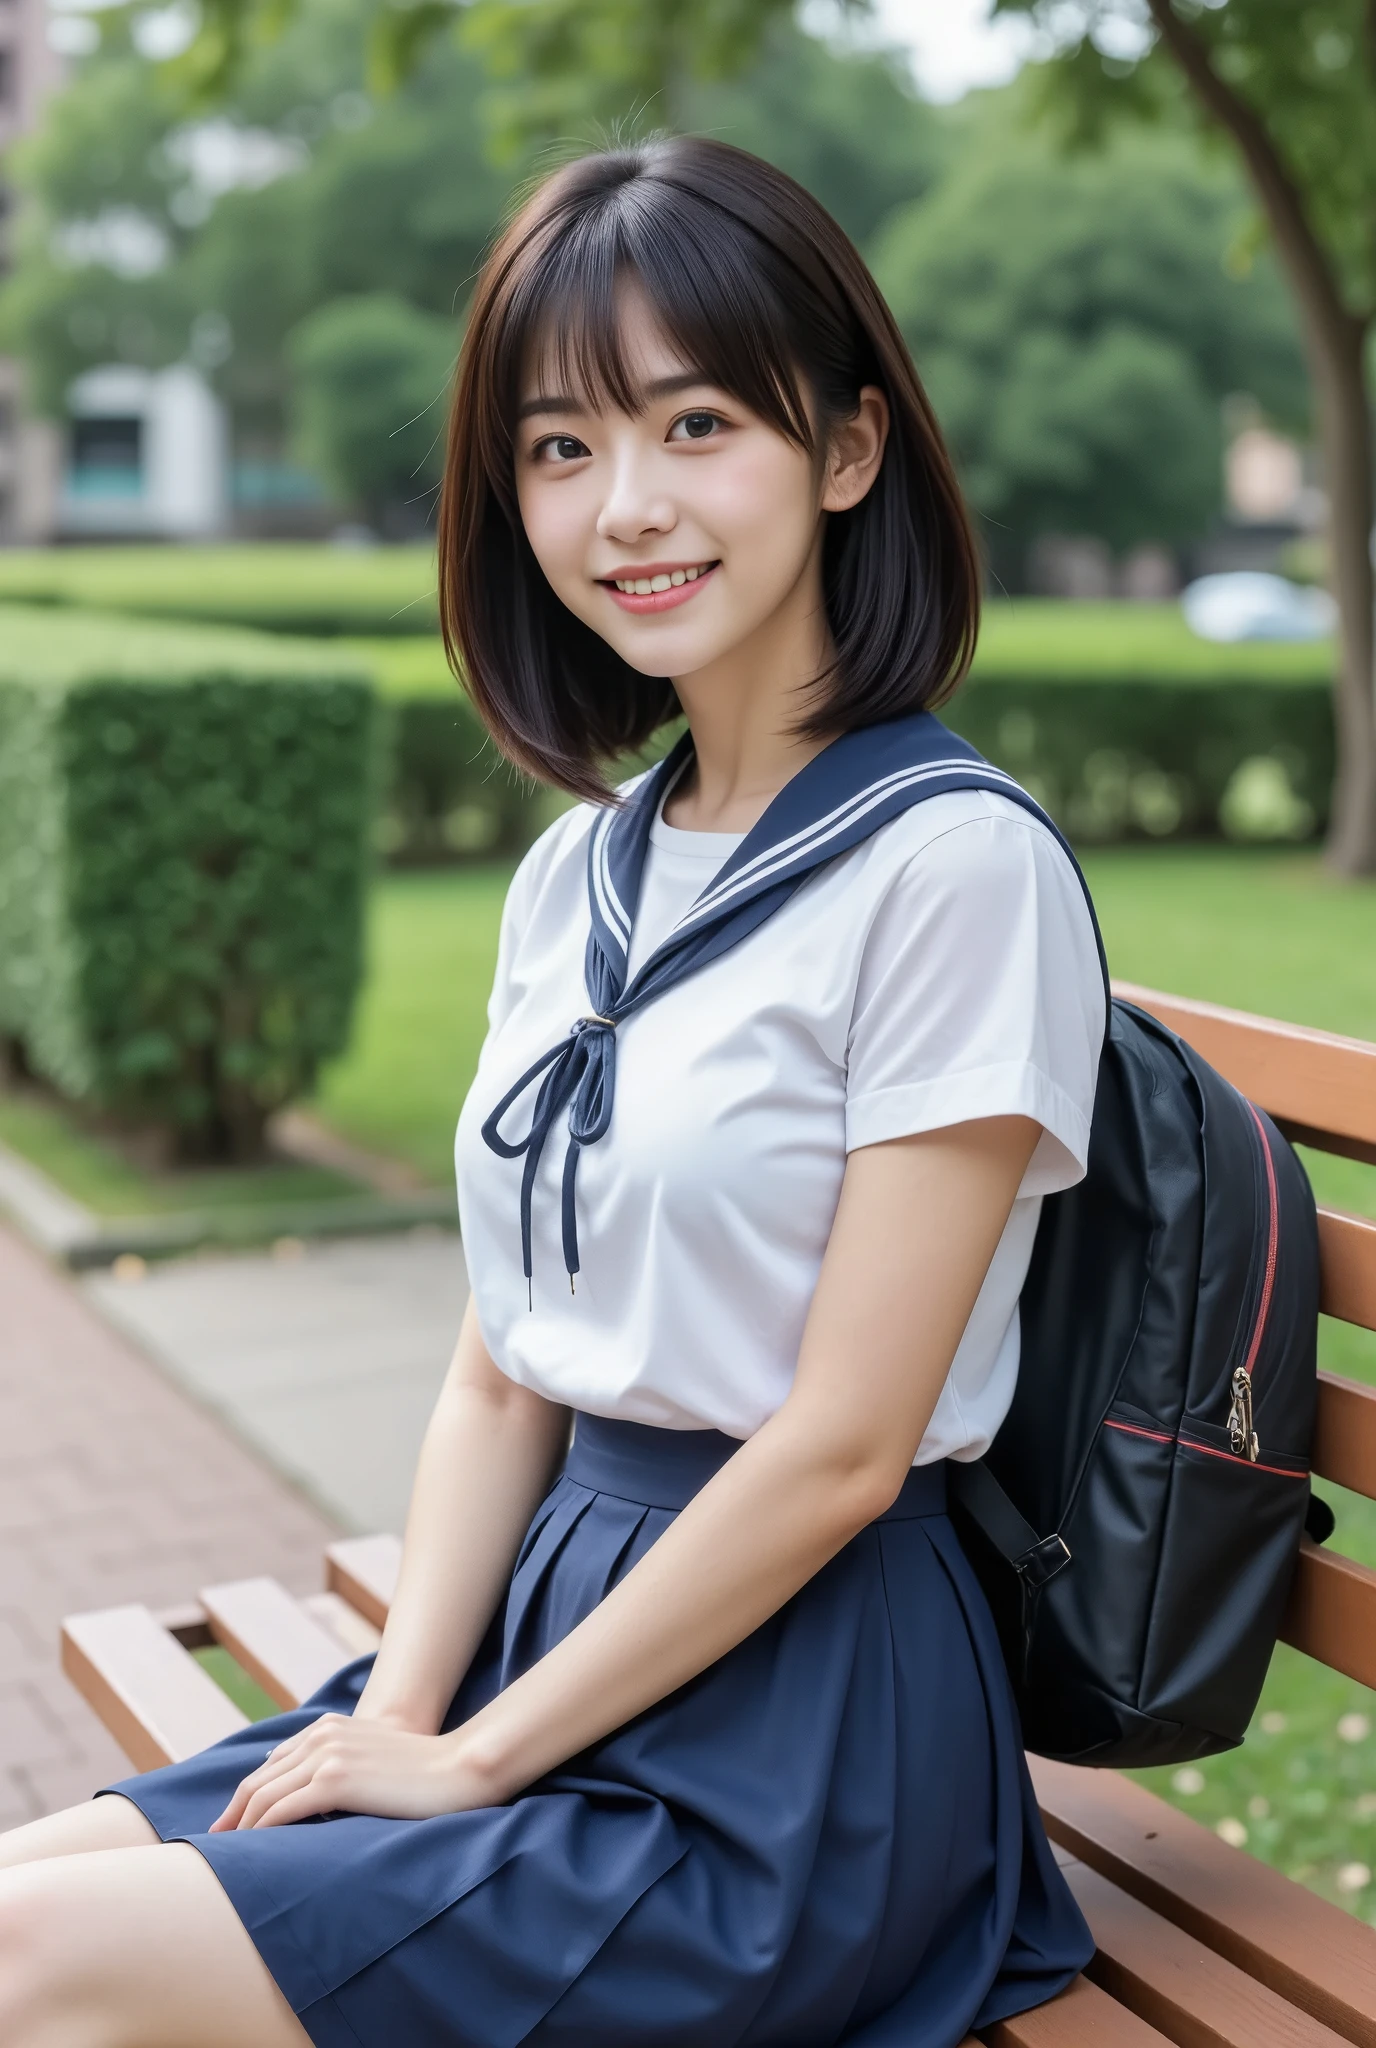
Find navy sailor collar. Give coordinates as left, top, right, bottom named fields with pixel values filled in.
left=482, top=709, right=1103, bottom=1296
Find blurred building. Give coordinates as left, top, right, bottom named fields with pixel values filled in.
left=0, top=0, right=65, bottom=542
left=61, top=363, right=229, bottom=538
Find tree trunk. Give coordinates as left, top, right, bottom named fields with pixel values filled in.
left=1142, top=0, right=1376, bottom=872
left=1312, top=313, right=1376, bottom=873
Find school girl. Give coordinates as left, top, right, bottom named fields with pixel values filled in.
left=0, top=137, right=1105, bottom=2047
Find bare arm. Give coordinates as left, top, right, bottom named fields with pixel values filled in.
left=353, top=1299, right=570, bottom=1734
left=217, top=1114, right=1038, bottom=1829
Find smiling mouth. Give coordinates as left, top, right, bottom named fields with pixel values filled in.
left=599, top=561, right=720, bottom=614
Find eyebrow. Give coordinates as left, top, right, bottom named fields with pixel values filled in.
left=516, top=371, right=714, bottom=424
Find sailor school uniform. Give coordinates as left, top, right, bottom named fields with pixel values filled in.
left=104, top=713, right=1105, bottom=2048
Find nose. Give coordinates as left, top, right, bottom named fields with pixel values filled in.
left=595, top=440, right=676, bottom=545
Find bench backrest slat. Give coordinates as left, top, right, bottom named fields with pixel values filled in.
left=1312, top=1371, right=1376, bottom=1495
left=1318, top=1210, right=1376, bottom=1331
left=1115, top=983, right=1376, bottom=1155
left=1280, top=1543, right=1376, bottom=1689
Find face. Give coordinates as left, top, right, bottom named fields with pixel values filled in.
left=514, top=291, right=885, bottom=683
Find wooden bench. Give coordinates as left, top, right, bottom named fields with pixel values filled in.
left=59, top=980, right=1376, bottom=2047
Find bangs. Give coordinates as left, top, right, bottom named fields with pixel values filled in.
left=494, top=182, right=819, bottom=491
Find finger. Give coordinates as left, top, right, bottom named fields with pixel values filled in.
left=249, top=1779, right=349, bottom=1829
left=237, top=1762, right=319, bottom=1831
left=210, top=1734, right=315, bottom=1831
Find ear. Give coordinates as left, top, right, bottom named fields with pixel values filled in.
left=820, top=386, right=889, bottom=514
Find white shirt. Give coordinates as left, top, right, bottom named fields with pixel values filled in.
left=455, top=785, right=1105, bottom=1465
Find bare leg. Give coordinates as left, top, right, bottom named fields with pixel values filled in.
left=0, top=1842, right=311, bottom=2048
left=0, top=1794, right=157, bottom=1869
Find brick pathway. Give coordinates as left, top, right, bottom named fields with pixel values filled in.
left=0, top=1224, right=335, bottom=1826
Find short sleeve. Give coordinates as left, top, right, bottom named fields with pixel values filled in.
left=845, top=807, right=1105, bottom=1197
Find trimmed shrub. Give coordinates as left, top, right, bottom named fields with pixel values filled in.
left=944, top=676, right=1333, bottom=843
left=364, top=654, right=1337, bottom=861
left=0, top=606, right=379, bottom=1160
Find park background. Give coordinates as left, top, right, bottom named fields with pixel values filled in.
left=1, top=0, right=1376, bottom=1925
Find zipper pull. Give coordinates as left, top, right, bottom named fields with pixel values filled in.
left=1228, top=1366, right=1260, bottom=1462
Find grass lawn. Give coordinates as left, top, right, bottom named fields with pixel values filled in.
left=313, top=867, right=515, bottom=1189
left=0, top=1088, right=357, bottom=1216
left=313, top=844, right=1376, bottom=1913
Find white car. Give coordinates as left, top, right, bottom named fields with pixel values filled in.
left=1181, top=571, right=1336, bottom=643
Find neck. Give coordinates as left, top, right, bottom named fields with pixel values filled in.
left=664, top=542, right=836, bottom=833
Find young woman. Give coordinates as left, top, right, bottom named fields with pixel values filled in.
left=0, top=138, right=1104, bottom=2047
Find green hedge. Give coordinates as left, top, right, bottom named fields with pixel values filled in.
left=0, top=606, right=379, bottom=1160
left=945, top=677, right=1333, bottom=843
left=0, top=545, right=439, bottom=638
left=350, top=627, right=1337, bottom=859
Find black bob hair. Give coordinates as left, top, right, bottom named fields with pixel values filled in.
left=439, top=136, right=981, bottom=803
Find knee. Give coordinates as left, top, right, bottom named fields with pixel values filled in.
left=0, top=1881, right=78, bottom=2045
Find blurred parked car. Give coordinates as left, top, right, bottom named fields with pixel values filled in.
left=1181, top=572, right=1336, bottom=643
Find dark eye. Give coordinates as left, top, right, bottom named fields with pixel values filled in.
left=671, top=411, right=720, bottom=442
left=536, top=434, right=589, bottom=463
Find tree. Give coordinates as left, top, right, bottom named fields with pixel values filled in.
left=869, top=112, right=1306, bottom=585
left=991, top=0, right=1376, bottom=870
left=289, top=291, right=455, bottom=526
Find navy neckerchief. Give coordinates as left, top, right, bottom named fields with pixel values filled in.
left=481, top=709, right=1107, bottom=1297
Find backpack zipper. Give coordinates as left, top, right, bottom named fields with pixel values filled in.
left=1227, top=1104, right=1280, bottom=1465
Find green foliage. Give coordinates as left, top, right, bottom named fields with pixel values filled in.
left=674, top=24, right=942, bottom=249
left=288, top=292, right=456, bottom=525
left=0, top=607, right=379, bottom=1159
left=870, top=116, right=1307, bottom=577
left=995, top=0, right=1376, bottom=322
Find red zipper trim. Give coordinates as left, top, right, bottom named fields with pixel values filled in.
left=1103, top=1417, right=1172, bottom=1446
left=1241, top=1102, right=1280, bottom=1386
left=1102, top=1416, right=1307, bottom=1481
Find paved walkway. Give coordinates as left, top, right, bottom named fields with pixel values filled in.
left=0, top=1225, right=335, bottom=1825
left=85, top=1229, right=468, bottom=1534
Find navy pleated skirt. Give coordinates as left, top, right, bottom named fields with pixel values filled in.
left=104, top=1417, right=1091, bottom=2047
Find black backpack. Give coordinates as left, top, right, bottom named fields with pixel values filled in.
left=951, top=995, right=1324, bottom=1769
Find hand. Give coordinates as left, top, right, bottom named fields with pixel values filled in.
left=209, top=1713, right=488, bottom=1831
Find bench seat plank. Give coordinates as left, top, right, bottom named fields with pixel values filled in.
left=304, top=1589, right=383, bottom=1657
left=200, top=1578, right=352, bottom=1711
left=1030, top=1756, right=1376, bottom=2044
left=1280, top=1540, right=1376, bottom=1691
left=61, top=1605, right=248, bottom=1772
left=326, top=1534, right=402, bottom=1630
left=980, top=1973, right=1173, bottom=2045
left=1066, top=1858, right=1352, bottom=2047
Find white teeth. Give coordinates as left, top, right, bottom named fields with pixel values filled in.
left=611, top=564, right=711, bottom=593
